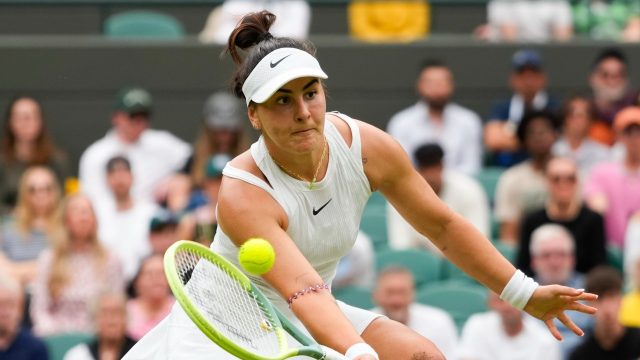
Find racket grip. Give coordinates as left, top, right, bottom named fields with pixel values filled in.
left=320, top=345, right=350, bottom=360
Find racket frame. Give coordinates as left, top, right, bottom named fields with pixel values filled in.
left=164, top=240, right=328, bottom=360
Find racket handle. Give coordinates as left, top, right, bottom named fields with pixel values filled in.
left=320, top=345, right=350, bottom=360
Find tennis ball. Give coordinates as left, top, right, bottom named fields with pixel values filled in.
left=238, top=238, right=276, bottom=275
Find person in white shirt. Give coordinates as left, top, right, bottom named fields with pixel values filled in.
left=458, top=291, right=562, bottom=360
left=79, top=87, right=191, bottom=205
left=94, top=156, right=157, bottom=282
left=199, top=0, right=311, bottom=44
left=371, top=266, right=459, bottom=360
left=387, top=59, right=483, bottom=175
left=480, top=0, right=573, bottom=42
left=387, top=143, right=490, bottom=254
left=63, top=292, right=136, bottom=360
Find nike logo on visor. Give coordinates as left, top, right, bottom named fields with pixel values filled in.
left=270, top=54, right=291, bottom=68
left=312, top=199, right=332, bottom=216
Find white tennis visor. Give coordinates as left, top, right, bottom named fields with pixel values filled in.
left=241, top=47, right=328, bottom=106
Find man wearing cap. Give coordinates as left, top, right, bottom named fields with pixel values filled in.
left=79, top=87, right=191, bottom=205
left=584, top=106, right=640, bottom=248
left=387, top=59, right=483, bottom=175
left=185, top=91, right=248, bottom=187
left=484, top=49, right=561, bottom=168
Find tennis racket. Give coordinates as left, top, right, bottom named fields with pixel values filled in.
left=164, top=240, right=349, bottom=360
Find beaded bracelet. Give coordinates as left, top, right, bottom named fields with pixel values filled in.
left=287, top=283, right=330, bottom=307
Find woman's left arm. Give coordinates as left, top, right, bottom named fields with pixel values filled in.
left=358, top=121, right=596, bottom=340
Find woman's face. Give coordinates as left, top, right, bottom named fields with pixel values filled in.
left=564, top=98, right=591, bottom=137
left=25, top=169, right=57, bottom=216
left=135, top=256, right=170, bottom=301
left=64, top=196, right=97, bottom=242
left=9, top=98, right=43, bottom=143
left=248, top=77, right=326, bottom=156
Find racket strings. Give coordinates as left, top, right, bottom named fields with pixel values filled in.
left=175, top=249, right=283, bottom=356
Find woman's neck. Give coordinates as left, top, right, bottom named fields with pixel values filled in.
left=138, top=296, right=171, bottom=314
left=14, top=140, right=34, bottom=161
left=565, top=133, right=585, bottom=150
left=267, top=136, right=328, bottom=185
left=546, top=199, right=580, bottom=220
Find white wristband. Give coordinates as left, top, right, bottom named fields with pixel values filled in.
left=500, top=269, right=539, bottom=310
left=345, top=343, right=378, bottom=359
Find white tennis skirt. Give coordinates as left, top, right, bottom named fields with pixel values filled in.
left=122, top=300, right=383, bottom=360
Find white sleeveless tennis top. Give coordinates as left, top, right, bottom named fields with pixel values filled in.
left=212, top=112, right=371, bottom=313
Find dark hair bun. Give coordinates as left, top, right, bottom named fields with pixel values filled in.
left=227, top=11, right=276, bottom=65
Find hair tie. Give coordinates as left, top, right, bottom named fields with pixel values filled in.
left=256, top=32, right=273, bottom=44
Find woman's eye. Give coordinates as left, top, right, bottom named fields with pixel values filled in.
left=305, top=91, right=317, bottom=99
left=276, top=97, right=290, bottom=105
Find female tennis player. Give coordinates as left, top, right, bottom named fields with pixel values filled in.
left=124, top=11, right=597, bottom=360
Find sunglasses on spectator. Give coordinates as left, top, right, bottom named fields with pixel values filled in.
left=28, top=184, right=53, bottom=194
left=548, top=174, right=577, bottom=184
left=536, top=250, right=571, bottom=259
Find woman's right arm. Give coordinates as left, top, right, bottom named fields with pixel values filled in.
left=216, top=175, right=370, bottom=357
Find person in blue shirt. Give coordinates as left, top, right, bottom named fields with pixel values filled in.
left=484, top=49, right=561, bottom=167
left=0, top=272, right=48, bottom=360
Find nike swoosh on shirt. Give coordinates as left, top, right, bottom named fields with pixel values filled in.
left=270, top=54, right=291, bottom=68
left=312, top=199, right=332, bottom=216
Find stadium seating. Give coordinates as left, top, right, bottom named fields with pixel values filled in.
left=375, top=249, right=443, bottom=288
left=474, top=166, right=503, bottom=205
left=360, top=191, right=389, bottom=252
left=416, top=281, right=488, bottom=330
left=44, top=332, right=94, bottom=360
left=332, top=285, right=375, bottom=310
left=104, top=10, right=185, bottom=39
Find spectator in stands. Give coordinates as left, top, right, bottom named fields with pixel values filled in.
left=588, top=48, right=639, bottom=146
left=484, top=50, right=561, bottom=167
left=458, top=291, right=562, bottom=360
left=0, top=96, right=69, bottom=214
left=552, top=95, right=610, bottom=176
left=63, top=292, right=136, bottom=360
left=517, top=157, right=606, bottom=276
left=494, top=110, right=558, bottom=243
left=527, top=224, right=593, bottom=358
left=387, top=59, right=483, bottom=175
left=387, top=143, right=490, bottom=253
left=126, top=254, right=173, bottom=341
left=625, top=212, right=640, bottom=287
left=477, top=0, right=573, bottom=42
left=184, top=91, right=248, bottom=188
left=585, top=106, right=640, bottom=248
left=79, top=87, right=191, bottom=205
left=573, top=0, right=640, bottom=41
left=94, top=156, right=156, bottom=282
left=0, top=272, right=48, bottom=359
left=148, top=208, right=179, bottom=255
left=0, top=166, right=62, bottom=287
left=371, top=266, right=458, bottom=360
left=180, top=154, right=230, bottom=245
left=199, top=0, right=310, bottom=44
left=569, top=266, right=640, bottom=360
left=333, top=231, right=375, bottom=290
left=620, top=257, right=640, bottom=327
left=31, top=194, right=124, bottom=336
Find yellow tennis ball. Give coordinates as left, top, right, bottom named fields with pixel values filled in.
left=238, top=238, right=276, bottom=275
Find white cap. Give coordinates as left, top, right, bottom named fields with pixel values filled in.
left=241, top=47, right=328, bottom=106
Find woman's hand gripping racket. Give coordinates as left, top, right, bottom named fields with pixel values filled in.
left=164, top=240, right=349, bottom=360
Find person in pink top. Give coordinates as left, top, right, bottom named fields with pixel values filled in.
left=584, top=106, right=640, bottom=248
left=126, top=254, right=173, bottom=341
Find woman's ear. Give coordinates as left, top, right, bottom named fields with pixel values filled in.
left=247, top=105, right=261, bottom=130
